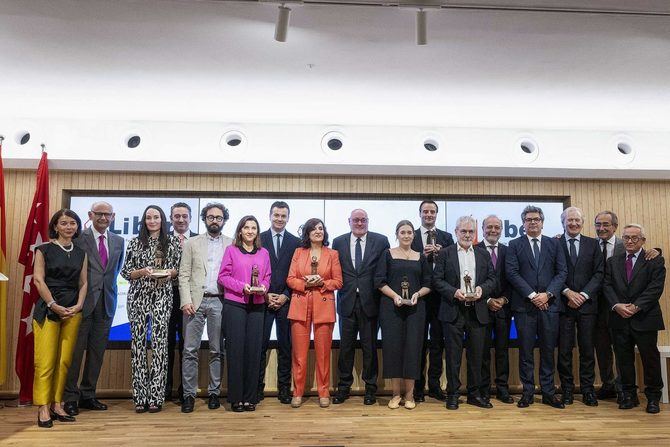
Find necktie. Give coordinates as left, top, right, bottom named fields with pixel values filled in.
left=275, top=233, right=282, bottom=257
left=355, top=237, right=362, bottom=272
left=532, top=238, right=540, bottom=267
left=178, top=233, right=185, bottom=247
left=98, top=234, right=108, bottom=269
left=488, top=245, right=498, bottom=270
left=625, top=253, right=634, bottom=282
left=569, top=238, right=578, bottom=266
left=601, top=239, right=608, bottom=273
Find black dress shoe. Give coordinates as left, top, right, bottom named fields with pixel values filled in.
left=481, top=394, right=491, bottom=404
left=37, top=415, right=53, bottom=428
left=181, top=396, right=195, bottom=413
left=446, top=395, right=459, bottom=410
left=428, top=388, right=447, bottom=402
left=646, top=400, right=660, bottom=414
left=64, top=401, right=79, bottom=416
left=517, top=395, right=534, bottom=408
left=243, top=403, right=256, bottom=412
left=278, top=387, right=292, bottom=404
left=596, top=385, right=618, bottom=400
left=413, top=392, right=425, bottom=403
left=496, top=391, right=515, bottom=404
left=561, top=392, right=574, bottom=405
left=619, top=394, right=635, bottom=410
left=208, top=394, right=220, bottom=410
left=332, top=390, right=350, bottom=404
left=50, top=409, right=76, bottom=422
left=582, top=392, right=598, bottom=407
left=363, top=392, right=377, bottom=405
left=542, top=394, right=565, bottom=409
left=79, top=398, right=108, bottom=411
left=467, top=396, right=493, bottom=409
left=231, top=402, right=245, bottom=412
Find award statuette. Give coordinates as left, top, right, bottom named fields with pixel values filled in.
left=248, top=264, right=265, bottom=294
left=400, top=276, right=413, bottom=305
left=462, top=270, right=477, bottom=305
left=305, top=256, right=320, bottom=288
left=426, top=230, right=435, bottom=246
left=150, top=246, right=170, bottom=278
left=311, top=256, right=319, bottom=275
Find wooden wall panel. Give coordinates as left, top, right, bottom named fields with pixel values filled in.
left=1, top=169, right=669, bottom=395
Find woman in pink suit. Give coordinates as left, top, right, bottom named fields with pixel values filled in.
left=218, top=215, right=271, bottom=412
left=287, top=218, right=343, bottom=408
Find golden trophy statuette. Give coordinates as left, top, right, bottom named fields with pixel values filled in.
left=311, top=256, right=319, bottom=276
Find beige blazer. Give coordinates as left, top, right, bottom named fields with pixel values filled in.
left=178, top=233, right=233, bottom=310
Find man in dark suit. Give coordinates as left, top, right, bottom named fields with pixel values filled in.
left=332, top=209, right=390, bottom=405
left=258, top=201, right=300, bottom=404
left=412, top=200, right=454, bottom=402
left=556, top=207, right=603, bottom=407
left=506, top=205, right=568, bottom=409
left=166, top=202, right=198, bottom=401
left=603, top=223, right=665, bottom=414
left=64, top=201, right=124, bottom=415
left=477, top=215, right=514, bottom=404
left=434, top=216, right=497, bottom=410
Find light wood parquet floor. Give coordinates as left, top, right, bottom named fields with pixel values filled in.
left=1, top=395, right=669, bottom=446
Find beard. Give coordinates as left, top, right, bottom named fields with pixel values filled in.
left=207, top=223, right=222, bottom=234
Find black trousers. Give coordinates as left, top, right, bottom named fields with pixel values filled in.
left=557, top=310, right=597, bottom=394
left=224, top=301, right=265, bottom=404
left=611, top=323, right=663, bottom=401
left=442, top=306, right=487, bottom=397
left=63, top=295, right=113, bottom=402
left=165, top=288, right=184, bottom=398
left=259, top=302, right=292, bottom=392
left=480, top=311, right=511, bottom=396
left=336, top=297, right=378, bottom=393
left=416, top=293, right=445, bottom=393
left=594, top=298, right=619, bottom=390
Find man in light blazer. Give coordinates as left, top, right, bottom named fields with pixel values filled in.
left=332, top=209, right=390, bottom=405
left=411, top=200, right=454, bottom=402
left=178, top=203, right=232, bottom=413
left=258, top=201, right=300, bottom=404
left=506, top=205, right=567, bottom=409
left=603, top=223, right=665, bottom=414
left=64, top=201, right=124, bottom=415
left=433, top=216, right=497, bottom=410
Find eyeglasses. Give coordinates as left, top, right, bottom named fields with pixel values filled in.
left=91, top=211, right=113, bottom=218
left=594, top=222, right=612, bottom=228
left=622, top=235, right=643, bottom=242
left=351, top=218, right=368, bottom=224
left=524, top=217, right=542, bottom=223
left=206, top=216, right=224, bottom=222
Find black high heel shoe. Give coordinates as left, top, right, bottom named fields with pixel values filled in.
left=231, top=402, right=244, bottom=412
left=50, top=408, right=76, bottom=422
left=37, top=414, right=53, bottom=428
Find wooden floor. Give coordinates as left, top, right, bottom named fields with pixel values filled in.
left=1, top=396, right=669, bottom=446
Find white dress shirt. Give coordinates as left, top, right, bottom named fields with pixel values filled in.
left=457, top=243, right=476, bottom=292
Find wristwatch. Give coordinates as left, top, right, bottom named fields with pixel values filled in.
left=546, top=292, right=554, bottom=299
left=47, top=300, right=56, bottom=308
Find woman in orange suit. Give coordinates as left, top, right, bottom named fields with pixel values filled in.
left=287, top=218, right=343, bottom=408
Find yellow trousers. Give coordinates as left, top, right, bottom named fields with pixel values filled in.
left=33, top=313, right=82, bottom=406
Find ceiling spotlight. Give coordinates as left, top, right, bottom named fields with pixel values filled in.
left=275, top=4, right=291, bottom=42
left=416, top=9, right=427, bottom=46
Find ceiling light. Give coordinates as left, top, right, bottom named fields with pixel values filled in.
left=275, top=4, right=291, bottom=42
left=416, top=9, right=427, bottom=45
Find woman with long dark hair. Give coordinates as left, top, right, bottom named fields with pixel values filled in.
left=33, top=209, right=88, bottom=428
left=287, top=218, right=343, bottom=408
left=121, top=205, right=180, bottom=413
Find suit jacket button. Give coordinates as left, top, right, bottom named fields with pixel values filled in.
left=322, top=297, right=326, bottom=301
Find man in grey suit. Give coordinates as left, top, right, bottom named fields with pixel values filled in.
left=64, top=201, right=124, bottom=415
left=179, top=202, right=232, bottom=413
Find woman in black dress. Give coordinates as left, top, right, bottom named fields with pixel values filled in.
left=375, top=220, right=431, bottom=410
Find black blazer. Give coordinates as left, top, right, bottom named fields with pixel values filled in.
left=476, top=241, right=511, bottom=319
left=559, top=234, right=603, bottom=315
left=506, top=235, right=568, bottom=313
left=433, top=244, right=497, bottom=325
left=332, top=231, right=390, bottom=318
left=603, top=249, right=666, bottom=331
left=411, top=227, right=454, bottom=262
left=261, top=229, right=300, bottom=298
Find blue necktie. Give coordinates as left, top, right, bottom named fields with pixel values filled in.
left=532, top=238, right=540, bottom=267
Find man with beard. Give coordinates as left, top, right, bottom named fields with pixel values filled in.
left=178, top=203, right=232, bottom=412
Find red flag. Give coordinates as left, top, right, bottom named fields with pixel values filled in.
left=15, top=151, right=50, bottom=405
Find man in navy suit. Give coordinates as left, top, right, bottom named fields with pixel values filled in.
left=411, top=200, right=454, bottom=402
left=604, top=224, right=665, bottom=414
left=433, top=216, right=497, bottom=410
left=506, top=205, right=567, bottom=408
left=556, top=207, right=603, bottom=407
left=258, top=201, right=300, bottom=404
left=332, top=209, right=390, bottom=405
left=477, top=215, right=514, bottom=404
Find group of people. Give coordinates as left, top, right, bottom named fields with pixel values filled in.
left=31, top=199, right=666, bottom=428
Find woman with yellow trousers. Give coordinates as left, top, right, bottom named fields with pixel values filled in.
left=32, top=209, right=88, bottom=428
left=287, top=218, right=342, bottom=408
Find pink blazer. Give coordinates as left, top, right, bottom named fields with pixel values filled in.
left=287, top=247, right=343, bottom=324
left=218, top=245, right=271, bottom=305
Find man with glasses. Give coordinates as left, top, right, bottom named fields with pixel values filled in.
left=332, top=209, right=390, bottom=405
left=178, top=203, right=231, bottom=412
left=64, top=202, right=125, bottom=416
left=507, top=205, right=567, bottom=408
left=603, top=224, right=665, bottom=414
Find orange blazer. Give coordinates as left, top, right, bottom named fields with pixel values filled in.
left=287, top=246, right=343, bottom=324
